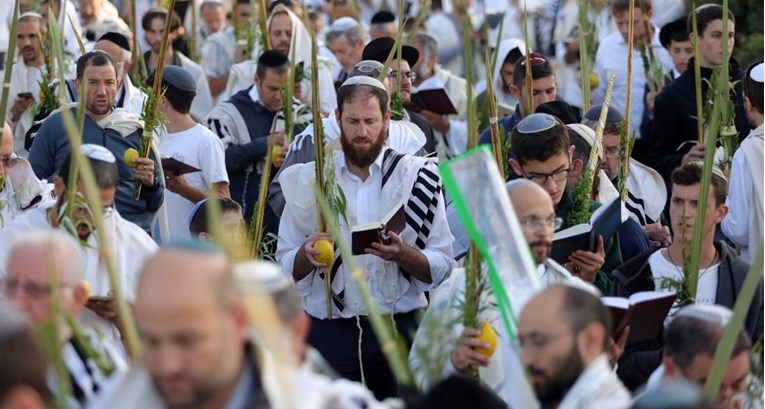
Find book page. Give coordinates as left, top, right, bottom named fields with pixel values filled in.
left=629, top=290, right=677, bottom=305
left=601, top=296, right=630, bottom=310
left=553, top=223, right=592, bottom=241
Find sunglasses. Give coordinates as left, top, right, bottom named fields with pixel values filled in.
left=515, top=113, right=558, bottom=134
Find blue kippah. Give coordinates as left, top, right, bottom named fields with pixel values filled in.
left=162, top=65, right=197, bottom=93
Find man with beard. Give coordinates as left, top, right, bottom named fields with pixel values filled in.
left=362, top=37, right=437, bottom=155
left=142, top=8, right=213, bottom=123
left=409, top=180, right=599, bottom=407
left=276, top=76, right=454, bottom=399
left=29, top=51, right=164, bottom=234
left=7, top=13, right=47, bottom=158
left=94, top=32, right=148, bottom=116
left=519, top=284, right=632, bottom=408
left=225, top=4, right=337, bottom=114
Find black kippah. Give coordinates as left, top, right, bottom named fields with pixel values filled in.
left=371, top=10, right=395, bottom=24
left=258, top=49, right=289, bottom=67
left=98, top=32, right=131, bottom=52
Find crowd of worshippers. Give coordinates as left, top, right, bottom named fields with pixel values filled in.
left=0, top=0, right=763, bottom=408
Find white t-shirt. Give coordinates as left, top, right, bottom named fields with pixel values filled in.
left=159, top=124, right=229, bottom=238
left=649, top=249, right=720, bottom=319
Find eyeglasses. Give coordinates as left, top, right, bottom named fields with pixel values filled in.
left=515, top=113, right=558, bottom=134
left=520, top=215, right=563, bottom=230
left=604, top=146, right=620, bottom=158
left=0, top=153, right=19, bottom=168
left=389, top=70, right=417, bottom=82
left=2, top=279, right=76, bottom=299
left=517, top=53, right=547, bottom=67
left=521, top=164, right=571, bottom=185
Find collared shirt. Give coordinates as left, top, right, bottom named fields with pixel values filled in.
left=593, top=27, right=673, bottom=139
left=276, top=150, right=453, bottom=318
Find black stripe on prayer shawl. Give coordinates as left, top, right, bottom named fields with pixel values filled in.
left=324, top=254, right=346, bottom=311
left=626, top=191, right=656, bottom=225
left=210, top=118, right=225, bottom=140
left=382, top=150, right=405, bottom=187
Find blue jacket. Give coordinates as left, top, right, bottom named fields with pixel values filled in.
left=29, top=109, right=164, bottom=232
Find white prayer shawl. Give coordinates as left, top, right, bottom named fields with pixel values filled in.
left=490, top=39, right=526, bottom=107
left=557, top=355, right=632, bottom=409
left=278, top=150, right=444, bottom=316
left=0, top=158, right=55, bottom=226
left=741, top=126, right=764, bottom=257
left=223, top=5, right=338, bottom=113
left=409, top=260, right=596, bottom=408
left=626, top=158, right=668, bottom=225
left=7, top=60, right=46, bottom=158
left=293, top=111, right=427, bottom=156
left=118, top=75, right=148, bottom=117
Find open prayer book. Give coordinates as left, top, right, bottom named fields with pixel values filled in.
left=550, top=197, right=622, bottom=264
left=410, top=84, right=458, bottom=116
left=351, top=203, right=406, bottom=255
left=602, top=291, right=677, bottom=343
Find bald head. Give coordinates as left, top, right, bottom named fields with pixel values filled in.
left=508, top=181, right=556, bottom=264
left=135, top=245, right=249, bottom=409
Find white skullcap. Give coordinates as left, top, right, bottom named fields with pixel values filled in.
left=340, top=75, right=387, bottom=92
left=675, top=304, right=733, bottom=326
left=567, top=123, right=603, bottom=160
left=81, top=144, right=116, bottom=163
left=688, top=160, right=728, bottom=182
left=330, top=16, right=359, bottom=32
left=19, top=12, right=43, bottom=20
left=750, top=62, right=764, bottom=83
left=233, top=260, right=291, bottom=293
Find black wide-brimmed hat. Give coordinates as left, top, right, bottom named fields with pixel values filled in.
left=362, top=37, right=420, bottom=67
left=659, top=17, right=688, bottom=49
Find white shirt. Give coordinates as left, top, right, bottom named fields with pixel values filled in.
left=649, top=250, right=719, bottom=319
left=592, top=27, right=672, bottom=139
left=159, top=124, right=229, bottom=238
left=7, top=60, right=46, bottom=158
left=276, top=151, right=453, bottom=319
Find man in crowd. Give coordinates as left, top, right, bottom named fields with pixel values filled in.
left=188, top=197, right=244, bottom=242
left=410, top=179, right=599, bottom=407
left=93, top=32, right=147, bottom=116
left=207, top=50, right=299, bottom=224
left=152, top=66, right=229, bottom=238
left=369, top=11, right=397, bottom=40
left=4, top=230, right=127, bottom=407
left=362, top=37, right=437, bottom=154
left=196, top=0, right=227, bottom=57
left=582, top=105, right=670, bottom=245
left=134, top=243, right=269, bottom=408
left=647, top=4, right=748, bottom=183
left=29, top=51, right=164, bottom=233
left=2, top=145, right=158, bottom=353
left=276, top=76, right=454, bottom=399
left=200, top=0, right=238, bottom=101
left=640, top=304, right=753, bottom=409
left=326, top=17, right=365, bottom=84
left=0, top=122, right=55, bottom=224
left=78, top=0, right=130, bottom=42
left=509, top=113, right=622, bottom=293
left=410, top=32, right=469, bottom=159
left=7, top=13, right=47, bottom=158
left=476, top=39, right=527, bottom=123
left=593, top=0, right=672, bottom=140
left=518, top=284, right=631, bottom=408
left=614, top=162, right=763, bottom=389
left=142, top=8, right=213, bottom=123
left=722, top=61, right=763, bottom=262
left=478, top=52, right=558, bottom=179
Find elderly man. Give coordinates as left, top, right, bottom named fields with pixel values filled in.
left=410, top=180, right=599, bottom=407
left=7, top=13, right=47, bottom=158
left=4, top=230, right=127, bottom=407
left=78, top=0, right=130, bottom=41
left=225, top=4, right=337, bottom=114
left=29, top=51, right=164, bottom=233
left=1, top=145, right=158, bottom=354
left=326, top=17, right=366, bottom=83
left=93, top=32, right=147, bottom=116
left=276, top=76, right=454, bottom=399
left=369, top=11, right=397, bottom=40
left=142, top=8, right=213, bottom=123
left=0, top=122, right=55, bottom=224
left=519, top=284, right=631, bottom=408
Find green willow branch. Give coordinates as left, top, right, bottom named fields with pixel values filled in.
left=0, top=0, right=20, bottom=149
